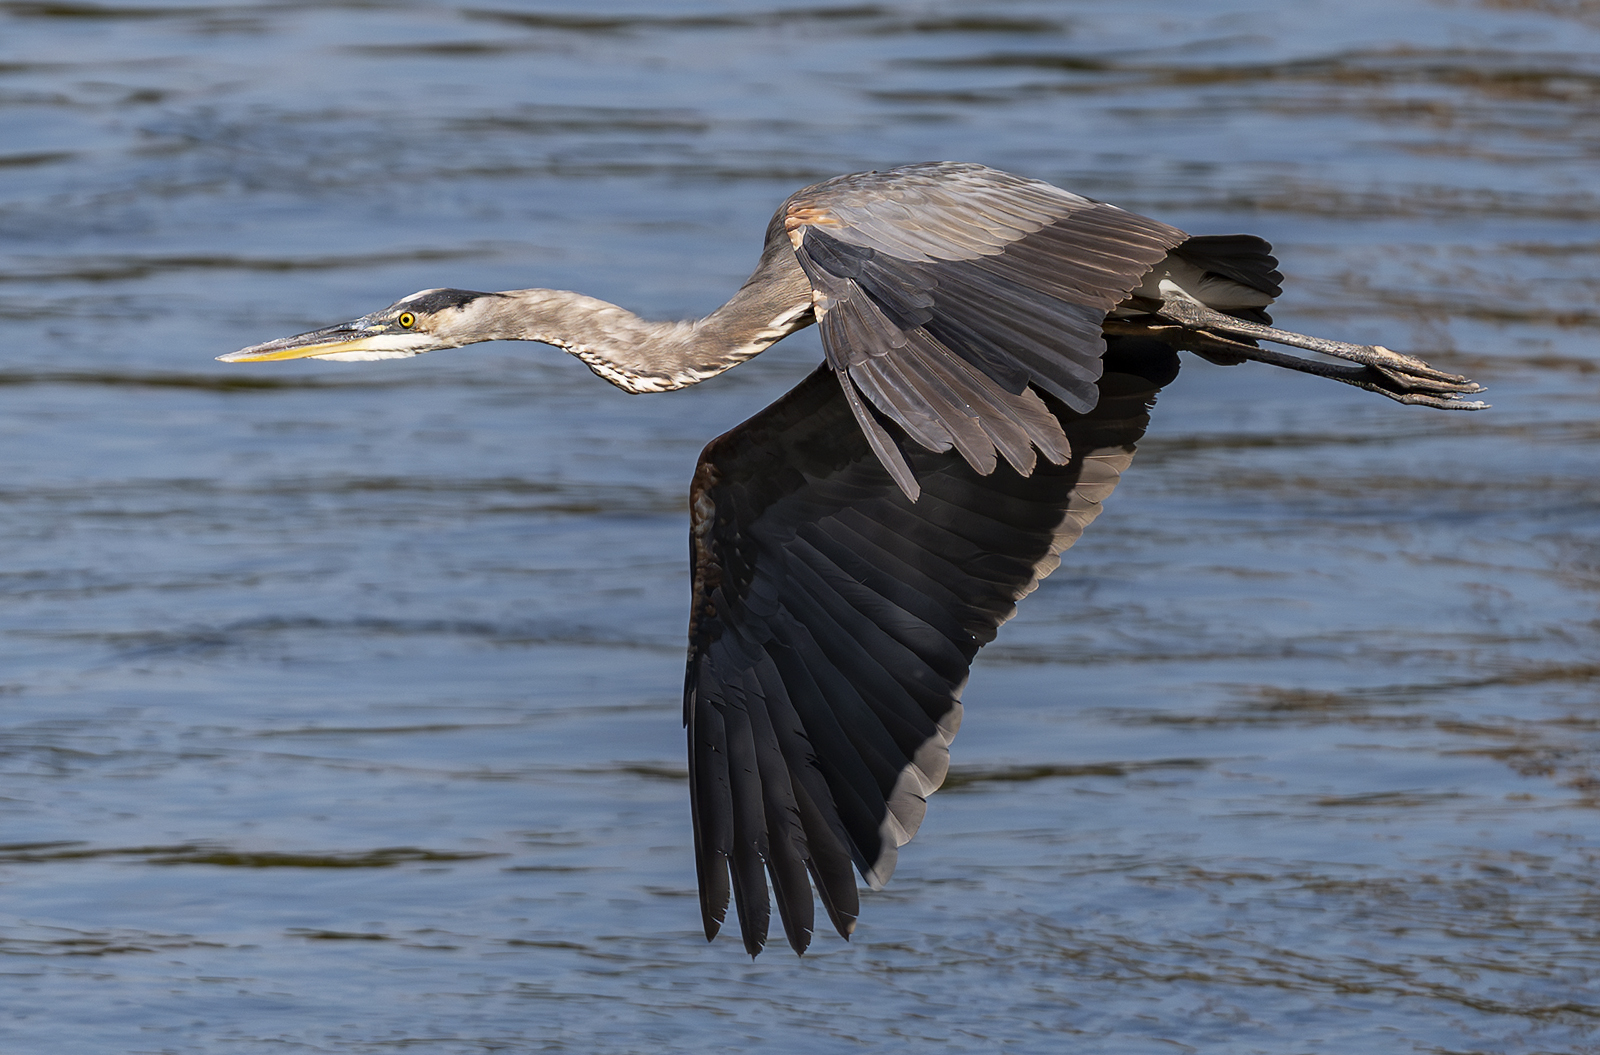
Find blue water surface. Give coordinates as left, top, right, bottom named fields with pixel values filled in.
left=2, top=2, right=1599, bottom=1052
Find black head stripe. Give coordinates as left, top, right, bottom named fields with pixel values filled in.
left=392, top=288, right=498, bottom=315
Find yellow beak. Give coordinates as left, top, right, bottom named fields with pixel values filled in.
left=219, top=323, right=431, bottom=363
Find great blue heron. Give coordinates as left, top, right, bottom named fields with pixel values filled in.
left=221, top=161, right=1486, bottom=956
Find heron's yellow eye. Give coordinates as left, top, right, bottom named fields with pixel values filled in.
left=397, top=312, right=416, bottom=329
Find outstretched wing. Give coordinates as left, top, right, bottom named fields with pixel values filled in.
left=782, top=162, right=1186, bottom=498
left=684, top=343, right=1181, bottom=956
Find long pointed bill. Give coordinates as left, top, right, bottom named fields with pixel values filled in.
left=218, top=322, right=434, bottom=362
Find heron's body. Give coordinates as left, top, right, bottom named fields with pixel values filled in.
left=222, top=162, right=1485, bottom=956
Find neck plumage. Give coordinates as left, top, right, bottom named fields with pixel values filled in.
left=466, top=244, right=815, bottom=393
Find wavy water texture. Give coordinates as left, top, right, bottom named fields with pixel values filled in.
left=1, top=1, right=1598, bottom=1053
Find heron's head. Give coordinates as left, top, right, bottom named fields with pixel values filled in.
left=218, top=288, right=503, bottom=362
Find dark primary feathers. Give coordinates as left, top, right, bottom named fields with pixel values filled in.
left=686, top=344, right=1182, bottom=955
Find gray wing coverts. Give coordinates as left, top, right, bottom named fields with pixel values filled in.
left=685, top=352, right=1175, bottom=955
left=786, top=163, right=1186, bottom=497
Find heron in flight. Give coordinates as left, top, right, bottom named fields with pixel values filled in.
left=221, top=162, right=1486, bottom=956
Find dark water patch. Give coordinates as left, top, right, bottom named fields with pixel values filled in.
left=1508, top=240, right=1600, bottom=257
left=0, top=569, right=240, bottom=601
left=0, top=369, right=427, bottom=390
left=463, top=5, right=888, bottom=35
left=0, top=476, right=679, bottom=515
left=1480, top=0, right=1600, bottom=24
left=255, top=703, right=670, bottom=742
left=1152, top=468, right=1600, bottom=517
left=908, top=46, right=1600, bottom=102
left=1190, top=182, right=1600, bottom=222
left=1441, top=352, right=1599, bottom=382
left=943, top=758, right=1210, bottom=790
left=1313, top=789, right=1471, bottom=808
left=0, top=842, right=207, bottom=863
left=0, top=926, right=225, bottom=957
left=253, top=721, right=513, bottom=738
left=1137, top=425, right=1467, bottom=458
left=890, top=16, right=1066, bottom=35
left=288, top=928, right=391, bottom=940
left=1225, top=668, right=1600, bottom=713
left=0, top=150, right=75, bottom=168
left=1328, top=289, right=1600, bottom=330
left=0, top=246, right=493, bottom=284
left=0, top=1, right=201, bottom=19
left=448, top=105, right=710, bottom=136
left=610, top=763, right=688, bottom=782
left=1126, top=676, right=1600, bottom=755
left=111, top=104, right=847, bottom=187
left=0, top=0, right=384, bottom=19
left=501, top=866, right=599, bottom=875
left=867, top=86, right=1032, bottom=107
left=116, top=134, right=838, bottom=192
left=1434, top=662, right=1600, bottom=691
left=150, top=846, right=502, bottom=868
left=1440, top=717, right=1590, bottom=742
left=1227, top=685, right=1393, bottom=716
left=1015, top=913, right=1600, bottom=1021
left=463, top=6, right=1072, bottom=39
left=983, top=646, right=1339, bottom=669
left=3, top=84, right=178, bottom=108
left=24, top=615, right=685, bottom=663
left=435, top=159, right=845, bottom=185
left=0, top=88, right=76, bottom=107
left=0, top=61, right=69, bottom=74
left=0, top=741, right=138, bottom=772
left=0, top=569, right=171, bottom=603
left=1446, top=740, right=1596, bottom=785
left=894, top=52, right=1113, bottom=74
left=483, top=9, right=1074, bottom=37
left=124, top=616, right=528, bottom=650
left=264, top=475, right=667, bottom=501
left=1129, top=689, right=1433, bottom=729
left=347, top=39, right=539, bottom=57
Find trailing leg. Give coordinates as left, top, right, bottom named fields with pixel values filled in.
left=1104, top=317, right=1489, bottom=411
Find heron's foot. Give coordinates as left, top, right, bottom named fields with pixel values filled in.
left=1361, top=362, right=1488, bottom=406
left=1147, top=299, right=1488, bottom=411
left=1105, top=318, right=1489, bottom=410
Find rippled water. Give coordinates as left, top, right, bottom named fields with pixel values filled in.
left=3, top=1, right=1599, bottom=1052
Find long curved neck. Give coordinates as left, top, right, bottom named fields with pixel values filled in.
left=470, top=242, right=815, bottom=393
